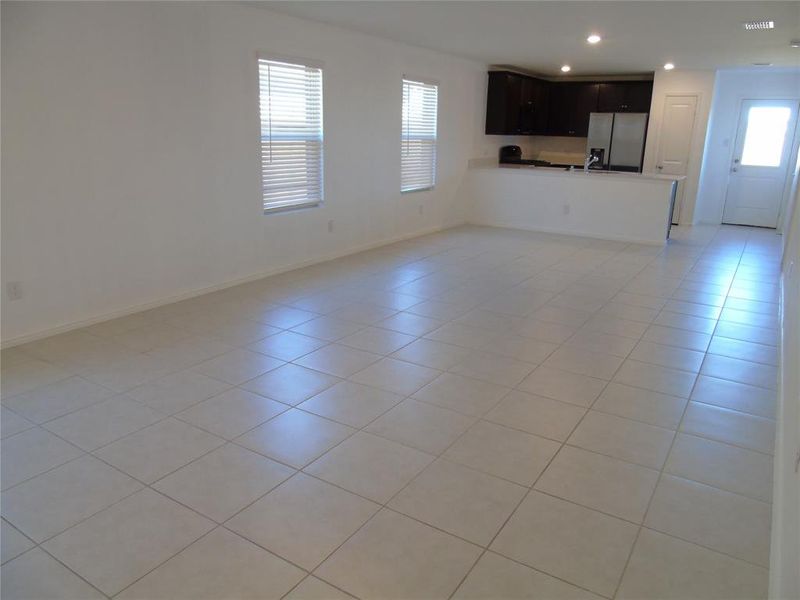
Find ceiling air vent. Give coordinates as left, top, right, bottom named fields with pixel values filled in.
left=743, top=20, right=775, bottom=30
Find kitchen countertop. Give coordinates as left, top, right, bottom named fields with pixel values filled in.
left=489, top=163, right=685, bottom=183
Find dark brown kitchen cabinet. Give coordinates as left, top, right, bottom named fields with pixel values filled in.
left=625, top=81, right=653, bottom=112
left=485, top=71, right=549, bottom=135
left=519, top=76, right=549, bottom=134
left=486, top=71, right=653, bottom=137
left=546, top=82, right=599, bottom=137
left=597, top=81, right=653, bottom=113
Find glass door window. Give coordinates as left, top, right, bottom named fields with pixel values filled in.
left=740, top=106, right=792, bottom=167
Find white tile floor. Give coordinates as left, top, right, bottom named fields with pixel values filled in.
left=1, top=224, right=780, bottom=599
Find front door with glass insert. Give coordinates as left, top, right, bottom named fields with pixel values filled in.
left=723, top=99, right=799, bottom=228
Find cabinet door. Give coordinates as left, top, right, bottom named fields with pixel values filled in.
left=505, top=74, right=525, bottom=134
left=486, top=72, right=522, bottom=134
left=486, top=72, right=506, bottom=135
left=517, top=77, right=536, bottom=134
left=486, top=71, right=549, bottom=135
left=597, top=83, right=627, bottom=112
left=518, top=77, right=549, bottom=134
left=625, top=81, right=653, bottom=113
left=531, top=78, right=550, bottom=134
left=486, top=72, right=514, bottom=134
left=545, top=84, right=572, bottom=136
left=547, top=83, right=599, bottom=136
left=598, top=82, right=653, bottom=113
left=572, top=83, right=600, bottom=136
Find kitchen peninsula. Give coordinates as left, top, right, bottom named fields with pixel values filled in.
left=464, top=163, right=682, bottom=244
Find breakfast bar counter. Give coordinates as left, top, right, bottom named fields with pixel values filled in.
left=463, top=163, right=683, bottom=244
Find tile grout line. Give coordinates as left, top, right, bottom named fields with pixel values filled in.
left=446, top=262, right=668, bottom=600
left=1, top=226, right=782, bottom=599
left=608, top=230, right=731, bottom=599
left=2, top=247, right=457, bottom=600
left=610, top=225, right=761, bottom=599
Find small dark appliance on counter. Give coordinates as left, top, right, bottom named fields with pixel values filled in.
left=499, top=145, right=522, bottom=162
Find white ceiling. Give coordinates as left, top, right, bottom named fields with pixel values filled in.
left=259, top=1, right=800, bottom=75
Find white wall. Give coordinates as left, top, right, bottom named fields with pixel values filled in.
left=1, top=2, right=485, bottom=344
left=770, top=181, right=800, bottom=600
left=694, top=68, right=800, bottom=226
left=642, top=69, right=715, bottom=225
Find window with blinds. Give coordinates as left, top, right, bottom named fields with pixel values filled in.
left=258, top=57, right=323, bottom=212
left=401, top=78, right=438, bottom=193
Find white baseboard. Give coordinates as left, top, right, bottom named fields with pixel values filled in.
left=467, top=219, right=667, bottom=246
left=2, top=224, right=453, bottom=349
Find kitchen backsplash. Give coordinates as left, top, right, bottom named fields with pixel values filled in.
left=478, top=135, right=587, bottom=165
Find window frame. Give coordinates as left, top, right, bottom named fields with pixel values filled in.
left=401, top=75, right=439, bottom=194
left=257, top=53, right=325, bottom=214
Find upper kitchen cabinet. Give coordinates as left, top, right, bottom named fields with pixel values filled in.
left=519, top=76, right=549, bottom=134
left=485, top=72, right=653, bottom=137
left=597, top=81, right=653, bottom=113
left=546, top=82, right=600, bottom=137
left=485, top=71, right=549, bottom=135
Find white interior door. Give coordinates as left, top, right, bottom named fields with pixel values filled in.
left=655, top=95, right=698, bottom=224
left=723, top=99, right=799, bottom=228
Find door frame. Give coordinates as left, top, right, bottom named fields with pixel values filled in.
left=644, top=90, right=704, bottom=225
left=655, top=93, right=699, bottom=225
left=723, top=96, right=800, bottom=232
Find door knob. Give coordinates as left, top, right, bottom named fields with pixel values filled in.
left=657, top=165, right=663, bottom=170
left=732, top=167, right=738, bottom=172
left=734, top=158, right=740, bottom=163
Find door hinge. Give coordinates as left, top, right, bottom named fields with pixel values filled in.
left=794, top=448, right=800, bottom=474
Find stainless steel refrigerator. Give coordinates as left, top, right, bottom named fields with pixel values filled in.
left=585, top=112, right=649, bottom=172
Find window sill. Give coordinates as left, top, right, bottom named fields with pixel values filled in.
left=401, top=186, right=435, bottom=194
left=263, top=201, right=322, bottom=215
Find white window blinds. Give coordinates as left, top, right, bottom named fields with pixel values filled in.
left=401, top=78, right=438, bottom=193
left=258, top=57, right=323, bottom=212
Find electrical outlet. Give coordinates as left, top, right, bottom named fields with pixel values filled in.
left=327, top=219, right=334, bottom=233
left=6, top=281, right=23, bottom=301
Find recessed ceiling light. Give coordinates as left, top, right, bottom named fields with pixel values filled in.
left=752, top=62, right=773, bottom=66
left=561, top=65, right=571, bottom=72
left=663, top=63, right=675, bottom=70
left=791, top=40, right=800, bottom=48
left=743, top=20, right=775, bottom=30
left=586, top=34, right=602, bottom=44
